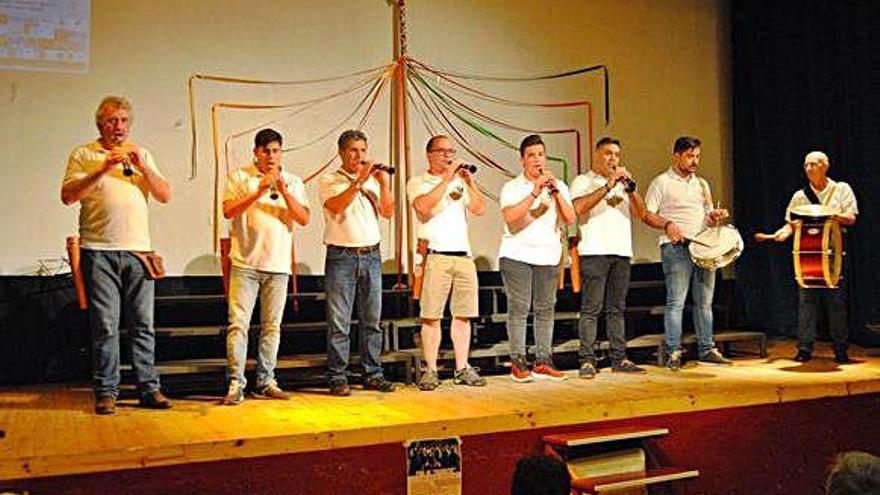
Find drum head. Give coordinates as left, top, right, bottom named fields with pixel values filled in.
left=790, top=204, right=837, bottom=219
left=688, top=225, right=744, bottom=270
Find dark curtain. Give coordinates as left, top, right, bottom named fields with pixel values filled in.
left=732, top=0, right=880, bottom=341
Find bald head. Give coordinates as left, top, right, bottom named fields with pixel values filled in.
left=804, top=151, right=829, bottom=166
left=803, top=150, right=831, bottom=187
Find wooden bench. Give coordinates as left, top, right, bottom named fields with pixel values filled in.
left=655, top=330, right=767, bottom=365
left=129, top=351, right=416, bottom=385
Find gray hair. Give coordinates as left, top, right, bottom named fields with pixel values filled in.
left=95, top=96, right=133, bottom=127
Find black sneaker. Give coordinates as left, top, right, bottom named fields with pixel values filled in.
left=612, top=359, right=647, bottom=374
left=793, top=350, right=812, bottom=362
left=578, top=361, right=597, bottom=379
left=364, top=376, right=396, bottom=392
left=666, top=350, right=683, bottom=371
left=834, top=345, right=850, bottom=364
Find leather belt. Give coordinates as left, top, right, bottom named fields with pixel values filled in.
left=427, top=250, right=468, bottom=257
left=328, top=244, right=380, bottom=254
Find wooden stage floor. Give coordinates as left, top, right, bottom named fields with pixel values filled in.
left=1, top=340, right=879, bottom=482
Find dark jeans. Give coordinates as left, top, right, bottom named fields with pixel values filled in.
left=578, top=255, right=631, bottom=363
left=797, top=287, right=848, bottom=352
left=81, top=249, right=160, bottom=399
left=324, top=245, right=385, bottom=385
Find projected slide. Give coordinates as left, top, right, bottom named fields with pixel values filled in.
left=0, top=0, right=90, bottom=73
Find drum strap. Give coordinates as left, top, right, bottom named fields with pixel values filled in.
left=698, top=177, right=713, bottom=211
left=803, top=185, right=821, bottom=205
left=802, top=183, right=836, bottom=206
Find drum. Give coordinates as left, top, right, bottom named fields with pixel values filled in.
left=688, top=225, right=744, bottom=270
left=790, top=205, right=843, bottom=289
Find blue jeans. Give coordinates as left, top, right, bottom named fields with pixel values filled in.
left=499, top=257, right=558, bottom=362
left=324, top=245, right=384, bottom=384
left=661, top=243, right=716, bottom=355
left=226, top=265, right=289, bottom=389
left=578, top=255, right=631, bottom=363
left=81, top=249, right=160, bottom=399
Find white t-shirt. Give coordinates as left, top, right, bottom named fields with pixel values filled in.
left=645, top=168, right=712, bottom=245
left=784, top=178, right=858, bottom=222
left=570, top=170, right=633, bottom=257
left=498, top=173, right=572, bottom=266
left=406, top=173, right=472, bottom=254
left=319, top=168, right=382, bottom=247
left=224, top=166, right=309, bottom=274
left=62, top=140, right=164, bottom=251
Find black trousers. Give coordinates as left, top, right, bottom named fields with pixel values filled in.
left=797, top=286, right=848, bottom=352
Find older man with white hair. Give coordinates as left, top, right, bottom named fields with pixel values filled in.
left=755, top=151, right=858, bottom=363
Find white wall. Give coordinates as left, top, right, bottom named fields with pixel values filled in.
left=0, top=0, right=730, bottom=275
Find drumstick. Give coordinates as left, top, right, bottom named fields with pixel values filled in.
left=683, top=236, right=713, bottom=248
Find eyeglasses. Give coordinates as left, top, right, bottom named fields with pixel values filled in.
left=428, top=148, right=456, bottom=154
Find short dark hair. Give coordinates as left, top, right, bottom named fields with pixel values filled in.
left=520, top=134, right=545, bottom=157
left=338, top=129, right=367, bottom=150
left=511, top=455, right=571, bottom=495
left=254, top=128, right=282, bottom=148
left=825, top=451, right=880, bottom=495
left=596, top=137, right=621, bottom=150
left=673, top=136, right=701, bottom=154
left=426, top=135, right=450, bottom=152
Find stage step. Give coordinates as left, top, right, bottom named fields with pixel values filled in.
left=571, top=466, right=700, bottom=494
left=544, top=425, right=699, bottom=495
left=543, top=426, right=670, bottom=447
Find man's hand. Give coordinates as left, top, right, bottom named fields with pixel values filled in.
left=609, top=166, right=630, bottom=188
left=666, top=221, right=684, bottom=243
left=540, top=171, right=558, bottom=194
left=356, top=159, right=375, bottom=186
left=708, top=208, right=730, bottom=225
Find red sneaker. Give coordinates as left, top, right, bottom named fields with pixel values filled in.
left=510, top=355, right=534, bottom=383
left=532, top=362, right=568, bottom=381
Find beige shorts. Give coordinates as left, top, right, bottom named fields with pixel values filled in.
left=419, top=254, right=479, bottom=319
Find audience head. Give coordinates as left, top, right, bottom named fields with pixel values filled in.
left=511, top=454, right=571, bottom=495
left=825, top=451, right=880, bottom=495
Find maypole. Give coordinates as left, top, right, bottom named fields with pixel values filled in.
left=392, top=0, right=413, bottom=289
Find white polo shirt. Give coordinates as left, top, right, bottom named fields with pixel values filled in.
left=62, top=140, right=164, bottom=251
left=784, top=178, right=858, bottom=222
left=407, top=173, right=471, bottom=254
left=224, top=166, right=309, bottom=274
left=319, top=168, right=382, bottom=247
left=570, top=170, right=633, bottom=257
left=645, top=168, right=712, bottom=245
left=498, top=173, right=572, bottom=266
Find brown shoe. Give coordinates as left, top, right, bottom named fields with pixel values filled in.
left=139, top=390, right=172, bottom=409
left=255, top=383, right=290, bottom=400
left=363, top=376, right=396, bottom=392
left=95, top=396, right=116, bottom=415
left=329, top=382, right=351, bottom=397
